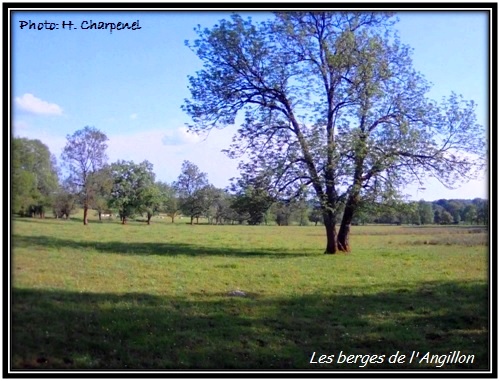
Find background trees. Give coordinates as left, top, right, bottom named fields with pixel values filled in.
left=52, top=180, right=78, bottom=219
left=174, top=160, right=209, bottom=224
left=12, top=138, right=59, bottom=217
left=205, top=187, right=234, bottom=225
left=61, top=126, right=109, bottom=225
left=183, top=12, right=486, bottom=253
left=417, top=200, right=434, bottom=225
left=140, top=182, right=168, bottom=225
left=108, top=160, right=156, bottom=224
left=156, top=182, right=181, bottom=223
left=11, top=132, right=488, bottom=227
left=473, top=198, right=489, bottom=225
left=229, top=173, right=275, bottom=226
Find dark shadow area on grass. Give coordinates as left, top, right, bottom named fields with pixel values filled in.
left=11, top=280, right=489, bottom=371
left=12, top=234, right=314, bottom=258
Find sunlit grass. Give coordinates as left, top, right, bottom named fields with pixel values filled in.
left=11, top=216, right=489, bottom=370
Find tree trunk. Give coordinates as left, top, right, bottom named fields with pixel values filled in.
left=171, top=216, right=175, bottom=223
left=323, top=211, right=337, bottom=254
left=98, top=211, right=102, bottom=221
left=337, top=222, right=351, bottom=252
left=83, top=206, right=88, bottom=225
left=337, top=195, right=358, bottom=252
left=122, top=216, right=127, bottom=225
left=190, top=216, right=194, bottom=225
left=147, top=213, right=152, bottom=225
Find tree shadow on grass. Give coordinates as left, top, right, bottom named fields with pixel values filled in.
left=12, top=234, right=315, bottom=258
left=11, top=280, right=489, bottom=371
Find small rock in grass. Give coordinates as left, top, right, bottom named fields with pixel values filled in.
left=227, top=290, right=247, bottom=297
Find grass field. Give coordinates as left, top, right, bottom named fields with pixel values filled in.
left=10, top=214, right=490, bottom=370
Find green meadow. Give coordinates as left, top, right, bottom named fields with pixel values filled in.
left=11, top=214, right=489, bottom=370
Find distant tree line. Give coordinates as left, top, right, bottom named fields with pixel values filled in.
left=350, top=198, right=488, bottom=226
left=11, top=130, right=488, bottom=227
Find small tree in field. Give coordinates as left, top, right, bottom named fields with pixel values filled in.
left=183, top=12, right=486, bottom=253
left=229, top=171, right=275, bottom=225
left=174, top=161, right=209, bottom=224
left=157, top=182, right=181, bottom=223
left=87, top=165, right=113, bottom=221
left=140, top=182, right=166, bottom=225
left=61, top=126, right=109, bottom=225
left=109, top=160, right=155, bottom=224
left=53, top=181, right=78, bottom=219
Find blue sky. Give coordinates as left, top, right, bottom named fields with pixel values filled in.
left=10, top=8, right=490, bottom=201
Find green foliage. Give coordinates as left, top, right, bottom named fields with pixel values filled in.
left=12, top=137, right=59, bottom=216
left=462, top=204, right=478, bottom=225
left=61, top=126, right=109, bottom=224
left=52, top=182, right=78, bottom=219
left=108, top=160, right=156, bottom=224
left=174, top=161, right=210, bottom=224
left=308, top=204, right=323, bottom=226
left=203, top=186, right=232, bottom=225
left=156, top=182, right=181, bottom=223
left=139, top=184, right=160, bottom=223
left=86, top=166, right=113, bottom=219
left=230, top=174, right=275, bottom=225
left=473, top=198, right=488, bottom=225
left=440, top=210, right=454, bottom=225
left=418, top=200, right=434, bottom=225
left=270, top=199, right=310, bottom=226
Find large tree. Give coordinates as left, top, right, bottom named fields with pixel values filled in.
left=183, top=12, right=486, bottom=253
left=61, top=126, right=109, bottom=225
left=12, top=137, right=59, bottom=217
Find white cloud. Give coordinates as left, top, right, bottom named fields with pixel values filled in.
left=106, top=127, right=240, bottom=188
left=15, top=93, right=63, bottom=116
left=161, top=127, right=202, bottom=146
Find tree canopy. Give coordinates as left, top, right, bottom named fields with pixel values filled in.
left=183, top=11, right=486, bottom=253
left=174, top=160, right=210, bottom=224
left=61, top=126, right=109, bottom=225
left=109, top=160, right=156, bottom=224
left=12, top=137, right=59, bottom=217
